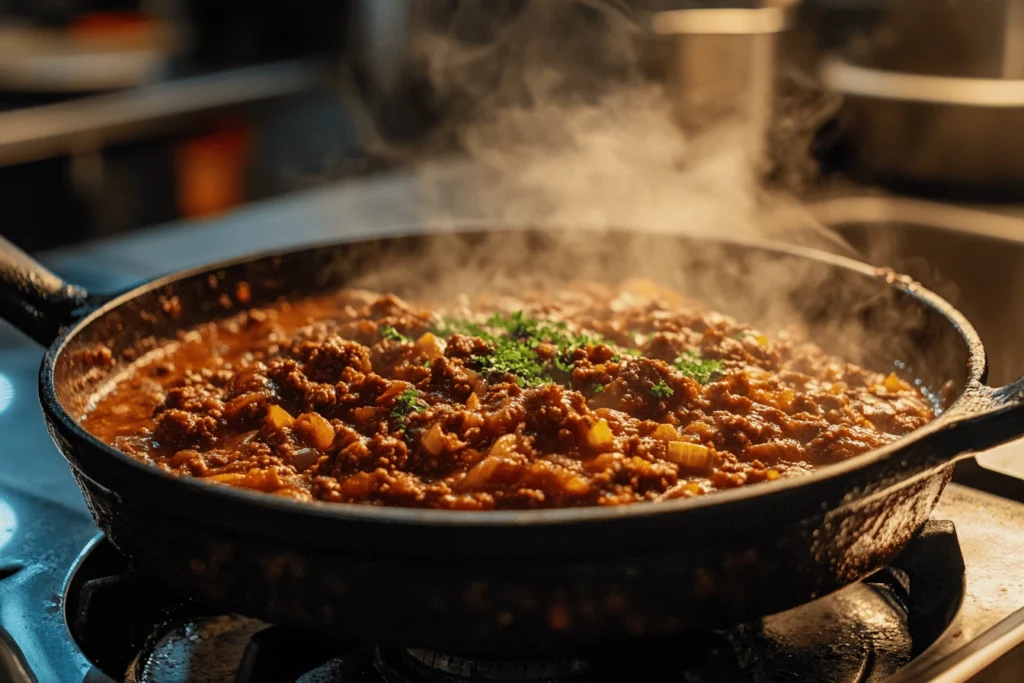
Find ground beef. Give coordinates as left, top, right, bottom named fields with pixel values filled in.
left=83, top=281, right=936, bottom=510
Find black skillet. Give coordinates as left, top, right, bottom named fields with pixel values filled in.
left=2, top=226, right=1023, bottom=655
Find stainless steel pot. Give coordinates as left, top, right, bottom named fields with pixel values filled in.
left=821, top=57, right=1024, bottom=196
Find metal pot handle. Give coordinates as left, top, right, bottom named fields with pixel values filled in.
left=0, top=234, right=92, bottom=346
left=920, top=377, right=1024, bottom=463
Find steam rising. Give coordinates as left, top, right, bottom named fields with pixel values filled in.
left=406, top=0, right=845, bottom=247
left=349, top=0, right=959, bottom=387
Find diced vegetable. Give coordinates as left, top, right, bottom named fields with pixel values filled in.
left=466, top=392, right=481, bottom=410
left=778, top=389, right=795, bottom=410
left=352, top=406, right=376, bottom=421
left=421, top=423, right=446, bottom=456
left=457, top=455, right=505, bottom=492
left=266, top=405, right=294, bottom=429
left=766, top=469, right=781, bottom=481
left=562, top=476, right=591, bottom=495
left=415, top=332, right=447, bottom=360
left=583, top=451, right=623, bottom=472
left=586, top=418, right=615, bottom=451
left=378, top=381, right=412, bottom=405
left=296, top=412, right=334, bottom=450
left=209, top=472, right=246, bottom=484
left=651, top=423, right=681, bottom=442
left=489, top=433, right=518, bottom=457
left=883, top=372, right=905, bottom=392
left=665, top=442, right=712, bottom=468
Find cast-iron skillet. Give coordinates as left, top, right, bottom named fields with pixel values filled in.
left=2, top=226, right=1023, bottom=655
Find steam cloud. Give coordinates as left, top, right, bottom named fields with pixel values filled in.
left=405, top=0, right=846, bottom=250
left=348, top=0, right=962, bottom=388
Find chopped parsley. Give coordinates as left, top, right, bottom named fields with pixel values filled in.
left=593, top=383, right=605, bottom=393
left=651, top=380, right=674, bottom=399
left=674, top=350, right=724, bottom=385
left=381, top=325, right=411, bottom=343
left=391, top=388, right=429, bottom=418
left=433, top=311, right=615, bottom=388
left=475, top=336, right=551, bottom=387
left=432, top=317, right=490, bottom=339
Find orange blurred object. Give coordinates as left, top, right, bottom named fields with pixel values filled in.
left=176, top=123, right=251, bottom=219
left=70, top=12, right=159, bottom=47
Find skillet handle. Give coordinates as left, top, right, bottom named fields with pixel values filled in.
left=0, top=234, right=91, bottom=346
left=929, top=376, right=1024, bottom=460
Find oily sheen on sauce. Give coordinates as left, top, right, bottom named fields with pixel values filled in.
left=80, top=282, right=935, bottom=510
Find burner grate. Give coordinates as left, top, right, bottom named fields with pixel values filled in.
left=64, top=522, right=965, bottom=683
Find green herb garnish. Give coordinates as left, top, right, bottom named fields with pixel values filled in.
left=674, top=350, right=724, bottom=385
left=593, top=383, right=605, bottom=393
left=651, top=380, right=674, bottom=399
left=431, top=316, right=491, bottom=340
left=475, top=336, right=551, bottom=387
left=433, top=311, right=618, bottom=388
left=391, top=387, right=429, bottom=418
left=381, top=325, right=411, bottom=343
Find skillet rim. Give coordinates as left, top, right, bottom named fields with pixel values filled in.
left=38, top=227, right=987, bottom=528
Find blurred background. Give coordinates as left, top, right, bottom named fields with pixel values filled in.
left=0, top=0, right=1017, bottom=249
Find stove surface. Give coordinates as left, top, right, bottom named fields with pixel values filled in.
left=3, top=178, right=1024, bottom=681
left=2, top=480, right=1021, bottom=682
left=66, top=529, right=948, bottom=682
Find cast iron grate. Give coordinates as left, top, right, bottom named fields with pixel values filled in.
left=67, top=521, right=964, bottom=683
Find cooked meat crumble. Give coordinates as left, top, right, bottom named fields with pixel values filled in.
left=81, top=281, right=935, bottom=510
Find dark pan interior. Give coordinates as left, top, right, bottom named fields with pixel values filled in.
left=54, top=228, right=972, bottom=422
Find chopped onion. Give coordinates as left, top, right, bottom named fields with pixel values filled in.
left=883, top=372, right=905, bottom=393
left=353, top=406, right=376, bottom=421
left=563, top=476, right=591, bottom=496
left=415, top=332, right=447, bottom=360
left=297, top=412, right=335, bottom=450
left=466, top=392, right=481, bottom=410
left=489, top=433, right=518, bottom=458
left=583, top=452, right=623, bottom=472
left=651, top=423, right=680, bottom=442
left=421, top=423, right=447, bottom=456
left=665, top=442, right=712, bottom=468
left=457, top=455, right=505, bottom=492
left=779, top=389, right=795, bottom=410
left=266, top=405, right=294, bottom=429
left=377, top=381, right=411, bottom=405
left=586, top=418, right=615, bottom=451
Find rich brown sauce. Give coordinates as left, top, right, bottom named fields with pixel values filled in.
left=81, top=281, right=935, bottom=510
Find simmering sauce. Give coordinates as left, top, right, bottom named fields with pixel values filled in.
left=82, top=281, right=935, bottom=510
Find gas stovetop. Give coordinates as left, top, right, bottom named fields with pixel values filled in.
left=3, top=177, right=1024, bottom=682
left=4, top=481, right=1024, bottom=682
